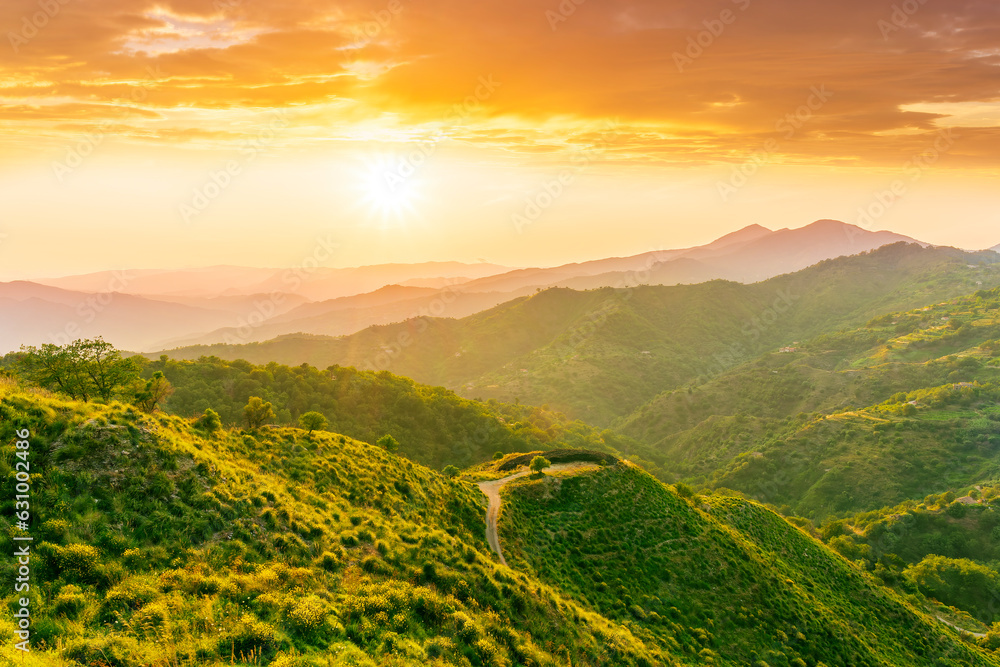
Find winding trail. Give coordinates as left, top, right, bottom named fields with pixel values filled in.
left=477, top=463, right=598, bottom=566
left=935, top=615, right=986, bottom=639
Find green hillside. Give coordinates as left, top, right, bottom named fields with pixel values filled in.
left=614, top=287, right=1000, bottom=518
left=158, top=244, right=1000, bottom=426
left=4, top=378, right=998, bottom=664
left=498, top=461, right=1000, bottom=665
left=617, top=285, right=1000, bottom=448
left=0, top=380, right=667, bottom=666
left=135, top=355, right=651, bottom=472
left=818, top=486, right=1000, bottom=628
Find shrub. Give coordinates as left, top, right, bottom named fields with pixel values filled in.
left=318, top=550, right=343, bottom=572
left=133, top=600, right=172, bottom=637
left=195, top=407, right=223, bottom=432
left=377, top=434, right=399, bottom=452
left=40, top=518, right=70, bottom=540
left=53, top=584, right=87, bottom=619
left=40, top=542, right=102, bottom=583
left=64, top=635, right=144, bottom=667
left=102, top=576, right=159, bottom=619
left=218, top=613, right=278, bottom=661
left=286, top=595, right=329, bottom=639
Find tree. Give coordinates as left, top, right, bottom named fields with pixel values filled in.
left=17, top=337, right=140, bottom=402
left=244, top=397, right=275, bottom=429
left=529, top=455, right=551, bottom=474
left=492, top=451, right=504, bottom=460
left=299, top=411, right=328, bottom=434
left=195, top=408, right=222, bottom=433
left=377, top=434, right=399, bottom=452
left=135, top=371, right=173, bottom=413
left=442, top=465, right=460, bottom=478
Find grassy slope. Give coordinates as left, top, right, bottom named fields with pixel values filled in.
left=612, top=288, right=1000, bottom=518
left=136, top=356, right=654, bottom=472
left=158, top=245, right=1000, bottom=427
left=0, top=381, right=666, bottom=666
left=617, top=285, right=1000, bottom=448
left=499, top=462, right=1000, bottom=666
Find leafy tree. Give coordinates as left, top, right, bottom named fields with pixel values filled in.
left=195, top=408, right=222, bottom=433
left=299, top=411, right=328, bottom=434
left=134, top=371, right=173, bottom=413
left=377, top=434, right=399, bottom=452
left=244, top=397, right=275, bottom=430
left=442, top=465, right=460, bottom=478
left=492, top=451, right=504, bottom=460
left=17, top=338, right=140, bottom=402
left=674, top=482, right=694, bottom=499
left=529, top=455, right=551, bottom=474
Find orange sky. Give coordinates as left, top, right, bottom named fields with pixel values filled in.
left=1, top=0, right=998, bottom=278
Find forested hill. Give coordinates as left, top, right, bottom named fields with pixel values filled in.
left=615, top=286, right=1000, bottom=520
left=144, top=355, right=649, bottom=471
left=157, top=244, right=1000, bottom=426
left=2, top=380, right=998, bottom=665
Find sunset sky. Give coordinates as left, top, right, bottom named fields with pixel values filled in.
left=1, top=0, right=998, bottom=278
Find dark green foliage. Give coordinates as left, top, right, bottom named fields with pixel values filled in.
left=128, top=355, right=648, bottom=470
left=194, top=407, right=222, bottom=432
left=157, top=244, right=1000, bottom=426
left=904, top=555, right=1000, bottom=624
left=377, top=433, right=399, bottom=452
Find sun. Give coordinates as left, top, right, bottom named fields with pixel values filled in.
left=356, top=153, right=424, bottom=227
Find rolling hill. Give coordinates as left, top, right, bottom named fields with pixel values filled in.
left=1, top=380, right=997, bottom=665
left=136, top=355, right=653, bottom=471
left=4, top=221, right=928, bottom=356
left=497, top=458, right=997, bottom=665
left=156, top=243, right=1000, bottom=426
left=615, top=286, right=1000, bottom=518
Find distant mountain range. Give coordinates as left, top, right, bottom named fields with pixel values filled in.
left=0, top=220, right=947, bottom=353
left=154, top=243, right=1000, bottom=426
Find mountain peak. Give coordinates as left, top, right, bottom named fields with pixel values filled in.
left=701, top=223, right=773, bottom=250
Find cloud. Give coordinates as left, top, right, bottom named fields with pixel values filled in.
left=0, top=0, right=998, bottom=165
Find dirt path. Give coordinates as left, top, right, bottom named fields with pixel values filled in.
left=477, top=463, right=598, bottom=566
left=935, top=615, right=986, bottom=639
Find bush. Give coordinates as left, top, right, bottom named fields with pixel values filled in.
left=195, top=408, right=222, bottom=433
left=53, top=584, right=87, bottom=619
left=40, top=542, right=102, bottom=583
left=377, top=434, right=399, bottom=452
left=64, top=634, right=144, bottom=667
left=218, top=613, right=278, bottom=661
left=286, top=595, right=330, bottom=639
left=102, top=577, right=159, bottom=619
